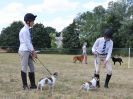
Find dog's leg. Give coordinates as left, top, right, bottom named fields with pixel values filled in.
left=79, top=85, right=82, bottom=92
left=48, top=86, right=53, bottom=96
left=37, top=84, right=39, bottom=91
left=73, top=58, right=76, bottom=63
left=78, top=85, right=82, bottom=95
left=86, top=89, right=89, bottom=92
left=114, top=62, right=115, bottom=65
left=79, top=60, right=82, bottom=63
left=51, top=86, right=54, bottom=96
left=40, top=86, right=43, bottom=92
left=75, top=59, right=78, bottom=63
left=35, top=84, right=39, bottom=93
left=120, top=62, right=121, bottom=65
left=75, top=60, right=77, bottom=63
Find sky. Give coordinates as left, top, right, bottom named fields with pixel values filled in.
left=0, top=0, right=117, bottom=32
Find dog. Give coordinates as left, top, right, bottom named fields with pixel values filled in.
left=111, top=56, right=123, bottom=65
left=37, top=72, right=58, bottom=95
left=79, top=77, right=98, bottom=92
left=73, top=55, right=84, bottom=63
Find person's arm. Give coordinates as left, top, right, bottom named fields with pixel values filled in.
left=104, top=41, right=113, bottom=66
left=22, top=30, right=34, bottom=51
left=92, top=38, right=99, bottom=55
left=23, top=30, right=37, bottom=58
left=106, top=41, right=113, bottom=61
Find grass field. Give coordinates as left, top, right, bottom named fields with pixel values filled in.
left=0, top=53, right=133, bottom=99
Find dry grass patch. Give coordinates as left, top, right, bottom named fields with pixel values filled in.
left=0, top=53, right=133, bottom=99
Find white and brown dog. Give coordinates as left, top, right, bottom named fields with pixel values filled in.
left=37, top=72, right=58, bottom=95
left=79, top=77, right=99, bottom=92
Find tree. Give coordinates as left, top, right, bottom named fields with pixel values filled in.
left=32, top=23, right=51, bottom=48
left=93, top=5, right=105, bottom=17
left=62, top=20, right=80, bottom=49
left=0, top=21, right=57, bottom=50
left=118, top=19, right=133, bottom=48
left=45, top=26, right=56, bottom=35
left=0, top=21, right=24, bottom=49
left=45, top=27, right=57, bottom=48
left=106, top=1, right=128, bottom=47
left=49, top=32, right=57, bottom=48
left=74, top=6, right=106, bottom=47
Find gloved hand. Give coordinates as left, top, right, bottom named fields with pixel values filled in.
left=30, top=50, right=37, bottom=62
left=93, top=51, right=98, bottom=57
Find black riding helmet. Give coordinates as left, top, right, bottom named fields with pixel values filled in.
left=24, top=13, right=37, bottom=22
left=104, top=28, right=113, bottom=38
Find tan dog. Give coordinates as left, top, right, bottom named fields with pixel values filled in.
left=73, top=55, right=84, bottom=63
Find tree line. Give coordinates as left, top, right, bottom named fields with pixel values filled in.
left=62, top=1, right=133, bottom=48
left=0, top=21, right=57, bottom=50
left=0, top=1, right=133, bottom=52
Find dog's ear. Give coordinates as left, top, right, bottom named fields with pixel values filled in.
left=96, top=78, right=99, bottom=81
left=83, top=82, right=86, bottom=84
left=53, top=72, right=58, bottom=76
left=93, top=77, right=99, bottom=81
left=95, top=77, right=99, bottom=81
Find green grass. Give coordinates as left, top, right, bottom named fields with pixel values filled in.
left=0, top=53, right=133, bottom=99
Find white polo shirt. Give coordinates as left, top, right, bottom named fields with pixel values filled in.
left=92, top=37, right=113, bottom=61
left=82, top=45, right=87, bottom=54
left=19, top=24, right=34, bottom=52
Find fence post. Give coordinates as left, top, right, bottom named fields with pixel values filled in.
left=128, top=48, right=130, bottom=68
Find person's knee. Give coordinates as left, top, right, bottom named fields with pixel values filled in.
left=106, top=65, right=112, bottom=75
left=30, top=69, right=35, bottom=72
left=107, top=70, right=112, bottom=75
left=29, top=65, right=35, bottom=72
left=22, top=67, right=27, bottom=73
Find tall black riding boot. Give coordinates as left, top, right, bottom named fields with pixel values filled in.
left=104, top=74, right=112, bottom=88
left=21, top=71, right=29, bottom=90
left=28, top=72, right=37, bottom=89
left=94, top=74, right=100, bottom=88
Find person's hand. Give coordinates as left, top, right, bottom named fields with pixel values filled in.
left=93, top=51, right=98, bottom=57
left=32, top=50, right=37, bottom=59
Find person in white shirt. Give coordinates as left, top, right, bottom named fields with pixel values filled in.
left=92, top=28, right=113, bottom=88
left=18, top=13, right=37, bottom=90
left=82, top=42, right=87, bottom=64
